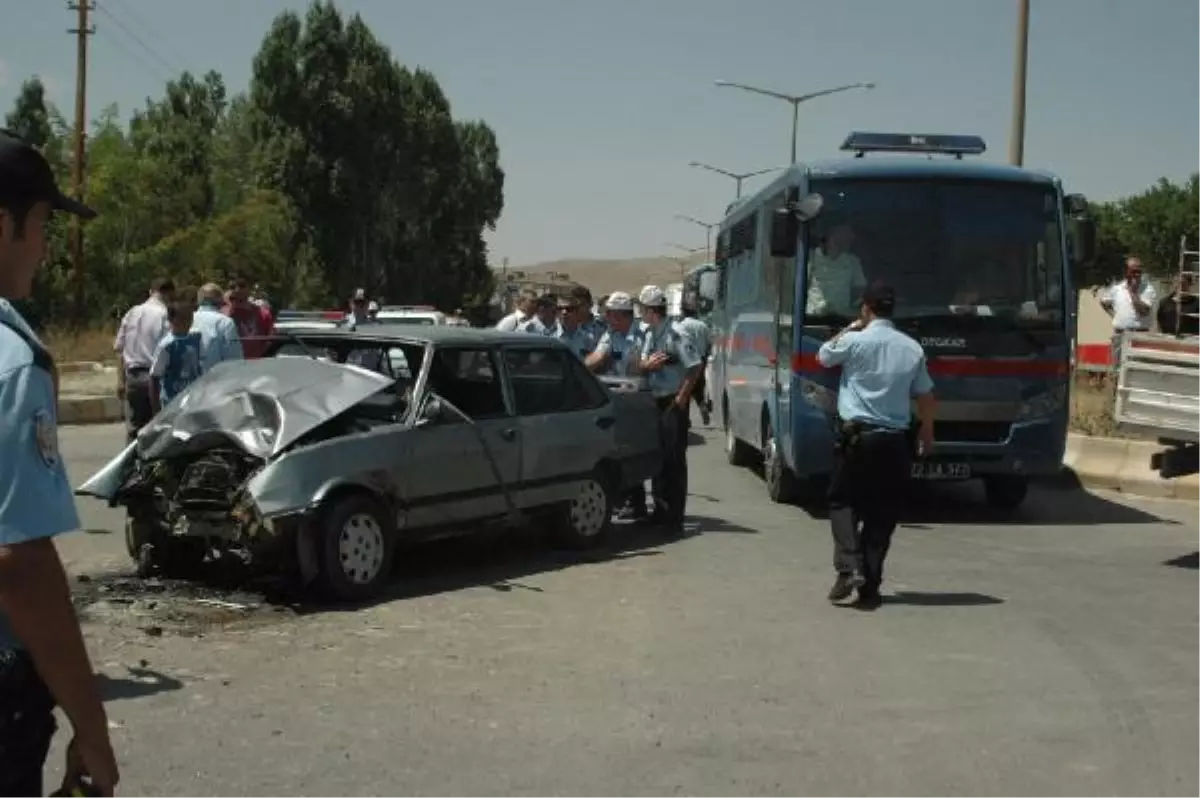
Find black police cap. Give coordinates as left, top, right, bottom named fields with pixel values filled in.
left=0, top=128, right=96, bottom=219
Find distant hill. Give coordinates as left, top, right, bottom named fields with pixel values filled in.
left=498, top=253, right=711, bottom=297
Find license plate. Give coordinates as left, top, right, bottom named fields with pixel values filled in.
left=911, top=461, right=971, bottom=480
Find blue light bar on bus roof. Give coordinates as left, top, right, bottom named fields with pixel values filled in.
left=840, top=131, right=987, bottom=158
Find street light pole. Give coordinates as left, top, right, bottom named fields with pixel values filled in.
left=714, top=80, right=875, bottom=164
left=675, top=215, right=717, bottom=262
left=688, top=161, right=786, bottom=198
left=1009, top=0, right=1030, bottom=166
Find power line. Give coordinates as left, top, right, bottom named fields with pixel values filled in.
left=95, top=1, right=179, bottom=77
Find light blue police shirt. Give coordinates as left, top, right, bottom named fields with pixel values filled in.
left=191, top=302, right=243, bottom=372
left=640, top=319, right=702, bottom=398
left=817, top=318, right=934, bottom=430
left=594, top=325, right=644, bottom=377
left=557, top=323, right=598, bottom=360
left=676, top=316, right=711, bottom=359
left=0, top=300, right=81, bottom=651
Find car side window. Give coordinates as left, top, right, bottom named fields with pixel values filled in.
left=427, top=348, right=507, bottom=420
left=504, top=347, right=608, bottom=415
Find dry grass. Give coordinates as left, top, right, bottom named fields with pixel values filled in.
left=1070, top=371, right=1120, bottom=436
left=42, top=325, right=118, bottom=365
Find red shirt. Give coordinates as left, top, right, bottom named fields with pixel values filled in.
left=224, top=303, right=275, bottom=358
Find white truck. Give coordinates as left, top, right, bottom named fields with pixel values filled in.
left=1113, top=238, right=1200, bottom=478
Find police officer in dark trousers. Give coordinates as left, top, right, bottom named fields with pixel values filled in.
left=0, top=130, right=119, bottom=795
left=637, top=286, right=703, bottom=535
left=817, top=284, right=936, bottom=610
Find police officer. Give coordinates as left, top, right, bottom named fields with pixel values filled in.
left=817, top=283, right=936, bottom=610
left=676, top=299, right=712, bottom=425
left=555, top=294, right=598, bottom=359
left=520, top=293, right=559, bottom=335
left=0, top=129, right=119, bottom=795
left=586, top=292, right=649, bottom=519
left=637, top=285, right=702, bottom=534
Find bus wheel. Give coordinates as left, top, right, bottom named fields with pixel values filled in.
left=724, top=401, right=755, bottom=467
left=983, top=475, right=1028, bottom=511
left=763, top=422, right=799, bottom=504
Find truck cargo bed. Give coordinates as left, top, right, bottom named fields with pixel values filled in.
left=1114, top=332, right=1199, bottom=443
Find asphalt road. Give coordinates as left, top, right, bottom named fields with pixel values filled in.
left=46, top=422, right=1199, bottom=796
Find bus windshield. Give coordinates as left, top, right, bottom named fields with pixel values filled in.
left=804, top=179, right=1065, bottom=333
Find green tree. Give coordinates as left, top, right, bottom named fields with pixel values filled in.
left=1086, top=174, right=1199, bottom=285
left=4, top=77, right=52, bottom=148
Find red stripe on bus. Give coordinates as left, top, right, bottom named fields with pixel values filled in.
left=789, top=352, right=1066, bottom=377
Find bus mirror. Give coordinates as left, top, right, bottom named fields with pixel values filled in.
left=1064, top=193, right=1088, bottom=216
left=1069, top=217, right=1096, bottom=264
left=794, top=192, right=824, bottom=221
left=770, top=207, right=799, bottom=258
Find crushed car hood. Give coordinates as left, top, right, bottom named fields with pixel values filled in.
left=77, top=358, right=394, bottom=501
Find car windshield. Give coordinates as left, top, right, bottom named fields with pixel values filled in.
left=804, top=178, right=1066, bottom=333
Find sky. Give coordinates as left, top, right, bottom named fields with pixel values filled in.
left=1, top=0, right=1196, bottom=266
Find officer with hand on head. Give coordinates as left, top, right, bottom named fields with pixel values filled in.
left=0, top=129, right=119, bottom=796
left=637, top=285, right=702, bottom=535
left=817, top=283, right=936, bottom=611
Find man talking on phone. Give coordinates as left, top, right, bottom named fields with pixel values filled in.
left=817, top=284, right=936, bottom=610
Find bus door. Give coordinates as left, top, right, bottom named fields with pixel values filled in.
left=771, top=247, right=797, bottom=468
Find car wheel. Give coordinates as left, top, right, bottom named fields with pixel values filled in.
left=763, top=423, right=799, bottom=504
left=317, top=495, right=396, bottom=602
left=983, top=475, right=1029, bottom=512
left=554, top=471, right=614, bottom=549
left=724, top=401, right=755, bottom=467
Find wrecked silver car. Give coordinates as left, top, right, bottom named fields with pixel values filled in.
left=78, top=328, right=664, bottom=601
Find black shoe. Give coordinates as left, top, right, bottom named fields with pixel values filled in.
left=852, top=589, right=883, bottom=611
left=827, top=572, right=864, bottom=602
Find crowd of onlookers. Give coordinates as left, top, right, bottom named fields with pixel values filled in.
left=112, top=274, right=275, bottom=440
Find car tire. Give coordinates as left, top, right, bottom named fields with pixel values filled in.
left=316, top=494, right=396, bottom=602
left=554, top=470, right=614, bottom=550
left=724, top=401, right=755, bottom=467
left=763, top=422, right=799, bottom=504
left=983, top=475, right=1029, bottom=511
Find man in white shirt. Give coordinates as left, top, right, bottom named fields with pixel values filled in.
left=1100, top=257, right=1157, bottom=368
left=114, top=277, right=173, bottom=441
left=496, top=290, right=538, bottom=331
left=806, top=223, right=867, bottom=318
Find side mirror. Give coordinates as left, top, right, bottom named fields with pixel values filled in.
left=1068, top=217, right=1096, bottom=264
left=1064, top=193, right=1088, bottom=216
left=769, top=207, right=800, bottom=258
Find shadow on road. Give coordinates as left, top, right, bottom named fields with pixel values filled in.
left=1164, top=551, right=1199, bottom=569
left=684, top=514, right=758, bottom=534
left=97, top=666, right=184, bottom=702
left=298, top=521, right=679, bottom=613
left=687, top=431, right=707, bottom=446
left=883, top=591, right=1005, bottom=607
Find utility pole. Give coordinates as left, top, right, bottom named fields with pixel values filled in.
left=68, top=0, right=95, bottom=326
left=1008, top=0, right=1030, bottom=166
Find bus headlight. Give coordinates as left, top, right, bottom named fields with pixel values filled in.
left=1017, top=384, right=1067, bottom=421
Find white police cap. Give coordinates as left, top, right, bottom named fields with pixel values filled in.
left=605, top=291, right=634, bottom=311
left=638, top=285, right=667, bottom=307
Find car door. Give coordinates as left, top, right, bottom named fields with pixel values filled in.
left=502, top=344, right=614, bottom=509
left=401, top=347, right=523, bottom=528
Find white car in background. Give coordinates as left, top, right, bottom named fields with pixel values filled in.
left=376, top=306, right=447, bottom=326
